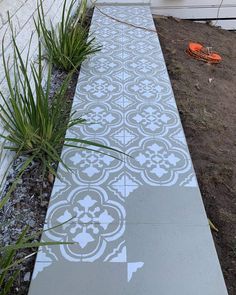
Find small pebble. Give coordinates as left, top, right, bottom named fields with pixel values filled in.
left=23, top=272, right=31, bottom=282
left=27, top=219, right=36, bottom=228
left=41, top=201, right=48, bottom=207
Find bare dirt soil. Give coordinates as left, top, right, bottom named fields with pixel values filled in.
left=154, top=16, right=236, bottom=295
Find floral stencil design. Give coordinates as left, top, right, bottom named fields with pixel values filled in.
left=45, top=187, right=125, bottom=262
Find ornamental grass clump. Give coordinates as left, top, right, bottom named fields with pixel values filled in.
left=0, top=35, right=72, bottom=174
left=0, top=32, right=121, bottom=175
left=36, top=0, right=101, bottom=71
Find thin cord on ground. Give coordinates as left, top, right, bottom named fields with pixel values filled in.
left=91, top=3, right=196, bottom=43
left=94, top=4, right=157, bottom=33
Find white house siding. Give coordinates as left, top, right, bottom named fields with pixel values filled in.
left=151, top=0, right=236, bottom=30
left=97, top=0, right=236, bottom=29
left=0, top=0, right=66, bottom=186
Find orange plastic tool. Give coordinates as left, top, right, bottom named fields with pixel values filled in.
left=186, top=42, right=222, bottom=64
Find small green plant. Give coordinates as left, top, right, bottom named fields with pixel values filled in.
left=0, top=226, right=36, bottom=295
left=36, top=0, right=101, bottom=71
left=0, top=225, right=73, bottom=295
left=0, top=29, right=122, bottom=176
left=0, top=181, right=74, bottom=295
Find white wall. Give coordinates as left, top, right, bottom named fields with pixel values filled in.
left=0, top=0, right=66, bottom=186
left=151, top=0, right=236, bottom=29
left=97, top=0, right=236, bottom=29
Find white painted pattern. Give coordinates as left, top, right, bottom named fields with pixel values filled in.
left=32, top=5, right=199, bottom=283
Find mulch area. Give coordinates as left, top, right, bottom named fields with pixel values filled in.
left=154, top=16, right=236, bottom=295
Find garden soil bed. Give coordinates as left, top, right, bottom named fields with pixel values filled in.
left=154, top=16, right=236, bottom=295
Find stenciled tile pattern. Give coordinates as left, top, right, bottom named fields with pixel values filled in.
left=28, top=5, right=228, bottom=295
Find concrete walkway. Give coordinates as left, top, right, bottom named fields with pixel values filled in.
left=28, top=5, right=228, bottom=295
